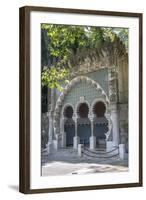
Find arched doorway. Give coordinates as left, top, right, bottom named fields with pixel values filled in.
left=93, top=101, right=108, bottom=148
left=77, top=103, right=91, bottom=146
left=64, top=106, right=75, bottom=146
left=54, top=76, right=109, bottom=137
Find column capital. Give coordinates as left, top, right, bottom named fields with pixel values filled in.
left=73, top=116, right=78, bottom=122
left=89, top=114, right=94, bottom=121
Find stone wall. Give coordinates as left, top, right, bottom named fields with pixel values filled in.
left=119, top=103, right=128, bottom=152
left=41, top=112, right=49, bottom=148
left=54, top=69, right=108, bottom=108
left=45, top=38, right=129, bottom=149
left=47, top=39, right=128, bottom=112
left=117, top=56, right=128, bottom=103
left=118, top=55, right=128, bottom=151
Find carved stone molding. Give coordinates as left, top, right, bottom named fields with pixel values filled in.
left=53, top=76, right=109, bottom=135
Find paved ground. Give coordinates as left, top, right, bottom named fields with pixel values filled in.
left=41, top=147, right=128, bottom=176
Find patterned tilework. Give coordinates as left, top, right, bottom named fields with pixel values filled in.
left=64, top=82, right=100, bottom=105
left=55, top=68, right=108, bottom=105
left=84, top=69, right=108, bottom=95
left=63, top=69, right=108, bottom=106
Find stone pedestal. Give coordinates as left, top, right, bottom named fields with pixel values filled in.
left=106, top=141, right=113, bottom=152
left=46, top=143, right=53, bottom=154
left=90, top=136, right=96, bottom=150
left=78, top=144, right=83, bottom=157
left=119, top=144, right=126, bottom=160
left=53, top=140, right=58, bottom=150
left=73, top=136, right=80, bottom=149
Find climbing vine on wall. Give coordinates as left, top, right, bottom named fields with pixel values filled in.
left=41, top=24, right=128, bottom=91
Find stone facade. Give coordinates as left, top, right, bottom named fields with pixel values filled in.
left=41, top=39, right=128, bottom=152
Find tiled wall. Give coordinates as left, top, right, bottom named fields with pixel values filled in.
left=62, top=68, right=108, bottom=106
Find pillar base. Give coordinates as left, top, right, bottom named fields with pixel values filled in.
left=119, top=144, right=126, bottom=160
left=106, top=141, right=119, bottom=155
left=78, top=144, right=83, bottom=157
left=106, top=141, right=113, bottom=152
left=53, top=140, right=58, bottom=150
left=110, top=103, right=120, bottom=146
left=113, top=142, right=119, bottom=147
left=53, top=134, right=61, bottom=150
left=73, top=136, right=80, bottom=149
left=90, top=136, right=96, bottom=150
left=46, top=142, right=53, bottom=154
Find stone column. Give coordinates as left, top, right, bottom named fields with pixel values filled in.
left=105, top=113, right=113, bottom=151
left=110, top=103, right=120, bottom=146
left=90, top=117, right=94, bottom=136
left=73, top=117, right=79, bottom=149
left=62, top=132, right=66, bottom=147
left=47, top=88, right=56, bottom=153
left=47, top=111, right=53, bottom=153
left=89, top=116, right=96, bottom=149
left=53, top=134, right=60, bottom=150
left=48, top=111, right=53, bottom=142
left=108, top=66, right=119, bottom=147
left=60, top=117, right=66, bottom=147
left=60, top=117, right=64, bottom=132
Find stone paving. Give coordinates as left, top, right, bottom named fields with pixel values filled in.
left=41, top=147, right=128, bottom=176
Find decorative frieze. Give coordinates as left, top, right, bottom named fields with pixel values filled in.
left=108, top=66, right=118, bottom=103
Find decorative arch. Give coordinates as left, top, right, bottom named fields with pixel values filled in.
left=54, top=76, right=109, bottom=135
left=91, top=98, right=112, bottom=141
left=91, top=98, right=108, bottom=116
left=61, top=103, right=74, bottom=118
left=75, top=100, right=90, bottom=118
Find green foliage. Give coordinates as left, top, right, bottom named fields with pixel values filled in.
left=41, top=24, right=89, bottom=60
left=102, top=27, right=128, bottom=50
left=41, top=24, right=128, bottom=91
left=115, top=28, right=128, bottom=50
left=88, top=27, right=105, bottom=47
left=41, top=66, right=69, bottom=92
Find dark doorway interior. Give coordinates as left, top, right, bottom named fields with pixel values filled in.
left=64, top=106, right=75, bottom=146
left=93, top=101, right=106, bottom=117
left=78, top=103, right=91, bottom=146
left=93, top=101, right=108, bottom=148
